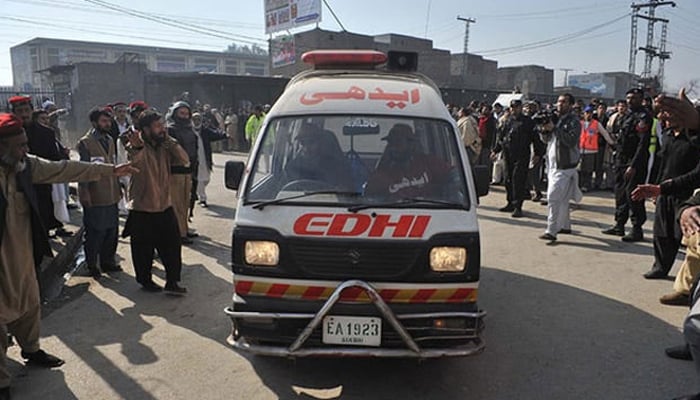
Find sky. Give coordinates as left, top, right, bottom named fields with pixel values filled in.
left=2, top=0, right=700, bottom=93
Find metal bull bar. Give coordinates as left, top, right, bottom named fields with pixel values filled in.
left=224, top=280, right=486, bottom=358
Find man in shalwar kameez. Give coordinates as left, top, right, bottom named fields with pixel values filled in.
left=0, top=113, right=135, bottom=400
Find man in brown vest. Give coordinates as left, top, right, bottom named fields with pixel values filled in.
left=77, top=107, right=122, bottom=278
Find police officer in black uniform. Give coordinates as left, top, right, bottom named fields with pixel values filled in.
left=491, top=99, right=543, bottom=218
left=602, top=88, right=653, bottom=242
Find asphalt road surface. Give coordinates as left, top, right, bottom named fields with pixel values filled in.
left=6, top=153, right=696, bottom=400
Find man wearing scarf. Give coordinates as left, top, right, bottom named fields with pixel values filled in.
left=0, top=113, right=135, bottom=400
left=166, top=102, right=197, bottom=244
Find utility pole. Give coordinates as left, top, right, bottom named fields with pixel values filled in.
left=629, top=1, right=675, bottom=89
left=457, top=16, right=476, bottom=86
left=559, top=68, right=574, bottom=87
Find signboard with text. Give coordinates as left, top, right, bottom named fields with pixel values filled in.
left=271, top=35, right=296, bottom=68
left=265, top=0, right=322, bottom=34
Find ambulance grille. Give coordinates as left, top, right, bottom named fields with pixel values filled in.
left=289, top=240, right=421, bottom=279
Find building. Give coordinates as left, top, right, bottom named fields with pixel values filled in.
left=11, top=37, right=269, bottom=91
left=497, top=65, right=554, bottom=95
left=269, top=28, right=453, bottom=86
left=38, top=61, right=288, bottom=145
left=567, top=72, right=638, bottom=100
left=450, top=53, right=498, bottom=90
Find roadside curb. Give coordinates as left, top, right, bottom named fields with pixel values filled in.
left=39, top=226, right=84, bottom=303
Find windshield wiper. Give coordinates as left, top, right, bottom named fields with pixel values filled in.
left=347, top=197, right=468, bottom=213
left=251, top=190, right=362, bottom=210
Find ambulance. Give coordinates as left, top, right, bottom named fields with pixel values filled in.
left=224, top=50, right=490, bottom=358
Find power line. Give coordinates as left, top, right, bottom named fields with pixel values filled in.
left=322, top=0, right=347, bottom=32
left=0, top=16, right=228, bottom=50
left=477, top=3, right=626, bottom=19
left=474, top=13, right=630, bottom=55
left=80, top=0, right=267, bottom=45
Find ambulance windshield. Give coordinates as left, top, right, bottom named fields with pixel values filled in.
left=244, top=115, right=469, bottom=209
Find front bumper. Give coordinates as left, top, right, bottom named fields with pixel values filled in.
left=224, top=280, right=486, bottom=358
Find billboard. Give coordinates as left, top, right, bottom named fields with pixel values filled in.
left=265, top=0, right=322, bottom=34
left=569, top=73, right=610, bottom=97
left=271, top=35, right=295, bottom=68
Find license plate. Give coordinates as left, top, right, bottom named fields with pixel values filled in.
left=322, top=316, right=382, bottom=347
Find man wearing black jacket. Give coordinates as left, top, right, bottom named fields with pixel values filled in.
left=9, top=96, right=71, bottom=238
left=632, top=119, right=700, bottom=281
left=491, top=99, right=544, bottom=218
left=602, top=88, right=653, bottom=242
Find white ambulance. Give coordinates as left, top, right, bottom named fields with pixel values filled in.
left=224, top=50, right=490, bottom=358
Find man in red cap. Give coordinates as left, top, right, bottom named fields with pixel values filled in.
left=9, top=95, right=72, bottom=238
left=0, top=113, right=136, bottom=400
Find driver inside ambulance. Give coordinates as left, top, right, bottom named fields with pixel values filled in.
left=365, top=123, right=457, bottom=201
left=284, top=122, right=353, bottom=190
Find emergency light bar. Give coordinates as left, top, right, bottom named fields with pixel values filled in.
left=301, top=50, right=388, bottom=68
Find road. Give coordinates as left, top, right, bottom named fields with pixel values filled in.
left=6, top=152, right=696, bottom=400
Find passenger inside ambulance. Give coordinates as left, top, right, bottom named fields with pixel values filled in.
left=365, top=123, right=459, bottom=202
left=284, top=122, right=353, bottom=191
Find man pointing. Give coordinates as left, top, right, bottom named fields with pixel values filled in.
left=0, top=113, right=136, bottom=400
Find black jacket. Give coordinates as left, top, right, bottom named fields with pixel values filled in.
left=656, top=129, right=700, bottom=200
left=199, top=126, right=228, bottom=171
left=614, top=106, right=652, bottom=171
left=493, top=113, right=542, bottom=161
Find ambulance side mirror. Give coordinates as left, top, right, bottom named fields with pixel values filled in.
left=225, top=161, right=245, bottom=191
left=473, top=164, right=490, bottom=198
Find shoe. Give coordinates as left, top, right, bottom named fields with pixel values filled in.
left=539, top=199, right=548, bottom=206
left=539, top=233, right=557, bottom=241
left=602, top=226, right=625, bottom=236
left=622, top=229, right=643, bottom=242
left=199, top=201, right=208, bottom=208
left=164, top=283, right=187, bottom=296
left=0, top=386, right=9, bottom=400
left=666, top=344, right=693, bottom=360
left=660, top=292, right=690, bottom=306
left=141, top=281, right=163, bottom=292
left=531, top=193, right=543, bottom=202
left=181, top=236, right=194, bottom=245
left=87, top=266, right=101, bottom=279
left=643, top=268, right=668, bottom=280
left=511, top=208, right=523, bottom=218
left=21, top=349, right=65, bottom=368
left=673, top=393, right=700, bottom=400
left=101, top=264, right=122, bottom=273
left=581, top=187, right=589, bottom=193
left=498, top=204, right=515, bottom=212
left=558, top=229, right=572, bottom=234
left=55, top=228, right=73, bottom=237
left=186, top=232, right=199, bottom=238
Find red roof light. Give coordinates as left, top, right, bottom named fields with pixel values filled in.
left=301, top=50, right=388, bottom=67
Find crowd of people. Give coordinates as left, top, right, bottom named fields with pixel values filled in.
left=2, top=84, right=700, bottom=398
left=0, top=92, right=275, bottom=399
left=452, top=88, right=700, bottom=400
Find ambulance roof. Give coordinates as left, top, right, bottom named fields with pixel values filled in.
left=267, top=70, right=450, bottom=120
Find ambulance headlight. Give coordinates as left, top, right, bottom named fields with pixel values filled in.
left=429, top=247, right=467, bottom=272
left=244, top=241, right=279, bottom=266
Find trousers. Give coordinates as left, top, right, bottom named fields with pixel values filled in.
left=0, top=304, right=41, bottom=388
left=546, top=168, right=577, bottom=236
left=83, top=204, right=119, bottom=269
left=613, top=164, right=647, bottom=229
left=675, top=234, right=700, bottom=295
left=504, top=154, right=529, bottom=208
left=125, top=208, right=182, bottom=286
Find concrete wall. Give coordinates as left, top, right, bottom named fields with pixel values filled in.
left=497, top=65, right=554, bottom=95
left=450, top=53, right=498, bottom=90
